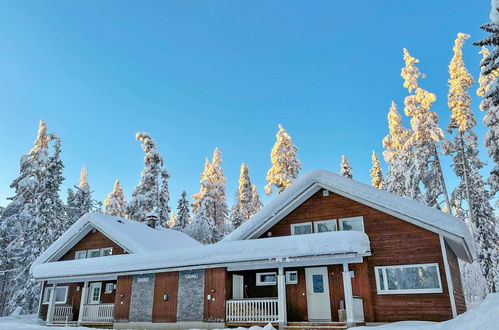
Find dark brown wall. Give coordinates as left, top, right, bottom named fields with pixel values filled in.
left=229, top=269, right=278, bottom=299
left=39, top=282, right=83, bottom=321
left=445, top=242, right=466, bottom=315
left=59, top=229, right=126, bottom=261
left=204, top=268, right=226, bottom=322
left=152, top=272, right=179, bottom=323
left=114, top=276, right=133, bottom=322
left=285, top=268, right=307, bottom=321
left=261, top=190, right=459, bottom=322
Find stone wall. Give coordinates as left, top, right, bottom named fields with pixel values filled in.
left=176, top=269, right=205, bottom=321
left=129, top=273, right=155, bottom=322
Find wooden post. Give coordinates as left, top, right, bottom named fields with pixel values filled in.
left=46, top=283, right=57, bottom=324
left=342, top=263, right=354, bottom=326
left=277, top=266, right=287, bottom=330
left=78, top=282, right=89, bottom=324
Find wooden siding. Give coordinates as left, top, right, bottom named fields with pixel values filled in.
left=445, top=241, right=466, bottom=314
left=152, top=272, right=179, bottom=322
left=58, top=229, right=126, bottom=261
left=39, top=282, right=83, bottom=321
left=261, top=190, right=456, bottom=322
left=114, top=276, right=133, bottom=322
left=204, top=268, right=226, bottom=322
left=285, top=268, right=307, bottom=321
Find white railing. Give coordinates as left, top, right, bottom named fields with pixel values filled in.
left=81, top=303, right=114, bottom=323
left=226, top=298, right=278, bottom=323
left=53, top=305, right=73, bottom=322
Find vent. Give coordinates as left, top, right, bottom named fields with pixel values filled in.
left=323, top=189, right=330, bottom=197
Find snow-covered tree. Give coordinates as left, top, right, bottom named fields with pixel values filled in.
left=340, top=155, right=353, bottom=178
left=167, top=212, right=177, bottom=228
left=401, top=48, right=451, bottom=210
left=67, top=166, right=92, bottom=222
left=127, top=132, right=170, bottom=226
left=251, top=185, right=263, bottom=215
left=230, top=163, right=256, bottom=229
left=104, top=180, right=127, bottom=218
left=172, top=191, right=190, bottom=230
left=370, top=151, right=384, bottom=189
left=265, top=124, right=301, bottom=195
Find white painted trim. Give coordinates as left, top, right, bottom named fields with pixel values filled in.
left=285, top=271, right=298, bottom=284
left=342, top=263, right=354, bottom=325
left=374, top=263, right=443, bottom=295
left=440, top=234, right=457, bottom=318
left=256, top=272, right=277, bottom=286
left=313, top=219, right=338, bottom=233
left=339, top=217, right=365, bottom=232
left=290, top=222, right=312, bottom=235
left=277, top=267, right=287, bottom=326
left=77, top=282, right=88, bottom=324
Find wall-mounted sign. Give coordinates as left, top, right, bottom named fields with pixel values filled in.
left=185, top=273, right=198, bottom=279
left=137, top=277, right=150, bottom=283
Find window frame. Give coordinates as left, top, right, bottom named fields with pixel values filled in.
left=256, top=272, right=277, bottom=286
left=374, top=263, right=443, bottom=295
left=285, top=271, right=298, bottom=285
left=104, top=283, right=115, bottom=294
left=313, top=219, right=338, bottom=233
left=42, top=286, right=69, bottom=304
left=87, top=249, right=101, bottom=258
left=338, top=216, right=365, bottom=232
left=75, top=250, right=87, bottom=260
left=100, top=247, right=113, bottom=257
left=290, top=222, right=313, bottom=236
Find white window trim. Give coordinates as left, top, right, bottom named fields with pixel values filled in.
left=256, top=272, right=277, bottom=286
left=42, top=286, right=69, bottom=304
left=339, top=216, right=365, bottom=232
left=290, top=222, right=313, bottom=235
left=87, top=249, right=100, bottom=258
left=100, top=247, right=113, bottom=256
left=313, top=219, right=338, bottom=233
left=285, top=271, right=298, bottom=284
left=374, top=263, right=443, bottom=295
left=104, top=283, right=114, bottom=294
left=75, top=250, right=87, bottom=259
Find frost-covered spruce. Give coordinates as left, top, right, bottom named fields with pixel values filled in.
left=67, top=166, right=92, bottom=222
left=340, top=155, right=353, bottom=178
left=251, top=184, right=263, bottom=214
left=127, top=132, right=170, bottom=226
left=370, top=151, right=384, bottom=189
left=172, top=191, right=191, bottom=230
left=104, top=180, right=127, bottom=218
left=265, top=124, right=301, bottom=195
left=230, top=163, right=257, bottom=229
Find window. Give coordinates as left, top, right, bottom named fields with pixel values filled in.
left=104, top=283, right=114, bottom=294
left=312, top=274, right=325, bottom=293
left=87, top=249, right=101, bottom=258
left=100, top=247, right=113, bottom=256
left=75, top=250, right=87, bottom=259
left=314, top=220, right=337, bottom=233
left=256, top=272, right=277, bottom=286
left=375, top=263, right=443, bottom=294
left=339, top=217, right=364, bottom=232
left=291, top=222, right=312, bottom=235
left=286, top=271, right=298, bottom=284
left=42, top=286, right=68, bottom=304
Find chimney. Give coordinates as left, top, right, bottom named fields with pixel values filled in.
left=146, top=212, right=158, bottom=229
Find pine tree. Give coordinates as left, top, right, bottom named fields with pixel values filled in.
left=127, top=132, right=170, bottom=226
left=401, top=48, right=451, bottom=210
left=251, top=185, right=263, bottom=214
left=370, top=151, right=384, bottom=189
left=104, top=180, right=127, bottom=218
left=67, top=166, right=92, bottom=222
left=265, top=124, right=301, bottom=195
left=340, top=155, right=353, bottom=178
left=230, top=163, right=256, bottom=229
left=173, top=191, right=191, bottom=230
left=383, top=101, right=413, bottom=196
left=167, top=212, right=177, bottom=228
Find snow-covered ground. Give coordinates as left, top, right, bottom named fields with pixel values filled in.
left=0, top=314, right=90, bottom=330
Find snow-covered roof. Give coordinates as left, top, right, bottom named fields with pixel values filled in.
left=32, top=213, right=201, bottom=268
left=224, top=170, right=475, bottom=262
left=32, top=231, right=370, bottom=280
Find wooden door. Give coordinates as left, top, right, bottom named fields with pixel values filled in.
left=114, top=276, right=132, bottom=322
left=204, top=268, right=226, bottom=322
left=152, top=272, right=179, bottom=323
left=305, top=267, right=332, bottom=321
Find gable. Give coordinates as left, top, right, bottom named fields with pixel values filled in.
left=58, top=228, right=127, bottom=261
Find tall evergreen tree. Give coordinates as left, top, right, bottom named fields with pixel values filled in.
left=67, top=166, right=92, bottom=222
left=370, top=151, right=384, bottom=189
left=251, top=185, right=263, bottom=215
left=127, top=132, right=170, bottom=226
left=230, top=163, right=255, bottom=229
left=173, top=191, right=191, bottom=230
left=340, top=155, right=353, bottom=178
left=265, top=124, right=301, bottom=195
left=104, top=180, right=127, bottom=218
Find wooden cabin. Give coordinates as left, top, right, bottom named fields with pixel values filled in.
left=32, top=170, right=475, bottom=329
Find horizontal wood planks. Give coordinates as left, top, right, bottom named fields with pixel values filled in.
left=58, top=229, right=126, bottom=261
left=445, top=242, right=466, bottom=315
left=152, top=272, right=179, bottom=322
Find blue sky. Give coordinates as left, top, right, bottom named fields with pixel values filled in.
left=0, top=1, right=493, bottom=208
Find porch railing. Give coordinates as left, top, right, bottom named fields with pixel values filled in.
left=53, top=305, right=73, bottom=322
left=226, top=298, right=278, bottom=323
left=81, top=303, right=114, bottom=323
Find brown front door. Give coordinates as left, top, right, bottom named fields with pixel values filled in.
left=204, top=268, right=226, bottom=322
left=152, top=272, right=179, bottom=322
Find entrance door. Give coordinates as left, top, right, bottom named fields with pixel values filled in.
left=232, top=275, right=244, bottom=299
left=88, top=282, right=102, bottom=304
left=305, top=267, right=332, bottom=321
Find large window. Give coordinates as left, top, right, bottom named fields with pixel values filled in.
left=256, top=272, right=277, bottom=286
left=42, top=286, right=68, bottom=304
left=291, top=222, right=312, bottom=235
left=75, top=247, right=113, bottom=260
left=291, top=217, right=364, bottom=235
left=314, top=220, right=337, bottom=233
left=339, top=217, right=364, bottom=232
left=375, top=263, right=443, bottom=294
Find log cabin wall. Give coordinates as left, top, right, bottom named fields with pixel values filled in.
left=58, top=229, right=126, bottom=261
left=152, top=272, right=179, bottom=323
left=260, top=190, right=459, bottom=322
left=114, top=275, right=133, bottom=322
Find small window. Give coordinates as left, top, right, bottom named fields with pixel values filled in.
left=291, top=222, right=312, bottom=235
left=42, top=286, right=68, bottom=304
left=104, top=283, right=114, bottom=294
left=375, top=263, right=443, bottom=294
left=75, top=250, right=87, bottom=260
left=256, top=272, right=277, bottom=286
left=100, top=247, right=113, bottom=256
left=286, top=271, right=298, bottom=284
left=339, top=217, right=364, bottom=232
left=314, top=220, right=337, bottom=233
left=87, top=249, right=100, bottom=258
